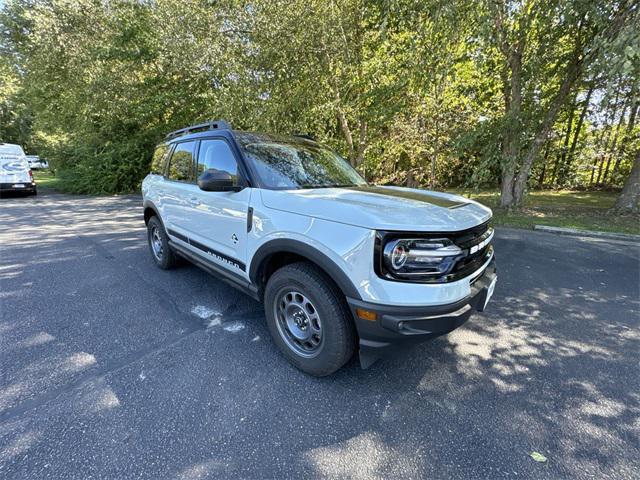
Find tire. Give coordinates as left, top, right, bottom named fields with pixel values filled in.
left=264, top=261, right=356, bottom=376
left=147, top=216, right=178, bottom=269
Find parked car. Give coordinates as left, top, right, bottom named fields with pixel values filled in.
left=142, top=121, right=497, bottom=375
left=0, top=143, right=36, bottom=195
left=26, top=155, right=49, bottom=170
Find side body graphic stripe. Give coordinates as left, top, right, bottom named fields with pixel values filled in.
left=167, top=228, right=246, bottom=271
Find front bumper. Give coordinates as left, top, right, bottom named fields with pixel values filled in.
left=347, top=257, right=497, bottom=368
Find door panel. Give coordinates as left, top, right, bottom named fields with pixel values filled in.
left=186, top=188, right=252, bottom=274
left=161, top=140, right=197, bottom=239
left=186, top=138, right=251, bottom=276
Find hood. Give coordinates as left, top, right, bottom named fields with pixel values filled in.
left=260, top=185, right=492, bottom=231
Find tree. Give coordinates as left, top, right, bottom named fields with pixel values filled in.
left=612, top=150, right=639, bottom=213
left=1, top=0, right=637, bottom=198
left=486, top=0, right=637, bottom=208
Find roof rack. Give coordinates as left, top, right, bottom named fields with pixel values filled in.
left=292, top=133, right=316, bottom=141
left=165, top=120, right=231, bottom=140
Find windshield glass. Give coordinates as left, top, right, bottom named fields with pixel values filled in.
left=234, top=132, right=367, bottom=189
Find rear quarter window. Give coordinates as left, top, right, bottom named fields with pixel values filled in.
left=150, top=144, right=170, bottom=175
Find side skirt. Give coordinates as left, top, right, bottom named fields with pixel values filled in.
left=169, top=241, right=261, bottom=301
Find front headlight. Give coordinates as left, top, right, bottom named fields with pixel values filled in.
left=382, top=238, right=463, bottom=279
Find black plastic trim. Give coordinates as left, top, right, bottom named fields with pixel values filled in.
left=249, top=239, right=362, bottom=300
left=142, top=200, right=160, bottom=225
left=247, top=207, right=254, bottom=232
left=349, top=256, right=497, bottom=368
left=166, top=120, right=231, bottom=140
left=167, top=228, right=246, bottom=272
left=169, top=241, right=259, bottom=301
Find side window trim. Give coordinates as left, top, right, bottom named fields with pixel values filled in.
left=161, top=144, right=175, bottom=178
left=165, top=140, right=197, bottom=184
left=193, top=139, right=201, bottom=181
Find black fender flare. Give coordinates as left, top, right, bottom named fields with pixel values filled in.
left=143, top=200, right=160, bottom=225
left=249, top=239, right=362, bottom=300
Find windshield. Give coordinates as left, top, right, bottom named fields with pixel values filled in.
left=234, top=132, right=367, bottom=189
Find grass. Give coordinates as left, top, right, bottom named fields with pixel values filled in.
left=451, top=189, right=639, bottom=235
left=33, top=170, right=67, bottom=191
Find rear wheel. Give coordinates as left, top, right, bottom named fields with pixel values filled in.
left=264, top=262, right=356, bottom=376
left=147, top=216, right=178, bottom=269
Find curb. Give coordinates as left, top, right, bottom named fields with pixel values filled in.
left=533, top=225, right=640, bottom=242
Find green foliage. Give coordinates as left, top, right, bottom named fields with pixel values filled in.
left=0, top=0, right=637, bottom=196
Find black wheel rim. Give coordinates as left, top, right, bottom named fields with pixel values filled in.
left=274, top=290, right=323, bottom=358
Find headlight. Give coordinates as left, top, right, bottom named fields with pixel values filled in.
left=382, top=238, right=463, bottom=279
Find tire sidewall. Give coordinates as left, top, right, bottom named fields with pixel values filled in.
left=264, top=267, right=351, bottom=375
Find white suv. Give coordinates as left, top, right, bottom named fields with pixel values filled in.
left=142, top=121, right=497, bottom=375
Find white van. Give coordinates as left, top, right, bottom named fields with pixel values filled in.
left=0, top=143, right=37, bottom=195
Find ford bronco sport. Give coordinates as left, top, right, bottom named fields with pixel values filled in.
left=142, top=120, right=497, bottom=376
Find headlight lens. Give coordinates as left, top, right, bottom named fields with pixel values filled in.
left=382, top=238, right=463, bottom=279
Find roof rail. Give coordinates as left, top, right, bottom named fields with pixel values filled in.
left=292, top=133, right=316, bottom=141
left=165, top=120, right=231, bottom=140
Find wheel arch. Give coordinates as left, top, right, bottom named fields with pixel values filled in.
left=249, top=239, right=362, bottom=301
left=143, top=200, right=160, bottom=225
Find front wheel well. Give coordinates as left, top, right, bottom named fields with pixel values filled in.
left=256, top=252, right=308, bottom=295
left=251, top=243, right=362, bottom=302
left=144, top=206, right=157, bottom=225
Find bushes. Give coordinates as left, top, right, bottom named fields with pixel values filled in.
left=35, top=131, right=156, bottom=195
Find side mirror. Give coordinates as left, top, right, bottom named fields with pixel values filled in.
left=197, top=170, right=241, bottom=192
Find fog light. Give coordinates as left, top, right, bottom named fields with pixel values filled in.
left=356, top=308, right=377, bottom=321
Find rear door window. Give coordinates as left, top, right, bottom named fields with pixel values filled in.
left=166, top=141, right=196, bottom=182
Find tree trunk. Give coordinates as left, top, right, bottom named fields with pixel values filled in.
left=500, top=167, right=516, bottom=207
left=353, top=119, right=367, bottom=168
left=538, top=142, right=551, bottom=187
left=612, top=150, right=640, bottom=214
left=602, top=97, right=630, bottom=184
left=591, top=89, right=620, bottom=185
left=499, top=46, right=523, bottom=208
left=511, top=52, right=582, bottom=205
left=611, top=87, right=639, bottom=181
left=558, top=84, right=593, bottom=184
left=552, top=93, right=577, bottom=185
left=335, top=99, right=355, bottom=163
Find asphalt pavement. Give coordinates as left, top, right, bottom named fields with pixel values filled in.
left=1, top=190, right=638, bottom=479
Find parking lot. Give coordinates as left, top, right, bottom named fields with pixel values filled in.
left=1, top=190, right=638, bottom=479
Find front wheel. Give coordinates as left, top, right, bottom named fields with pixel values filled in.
left=264, top=262, right=356, bottom=376
left=147, top=216, right=178, bottom=269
